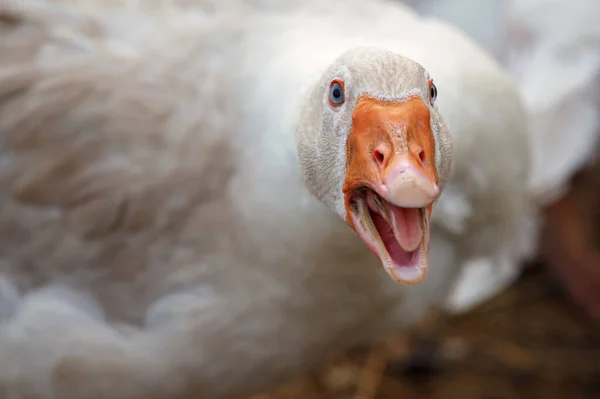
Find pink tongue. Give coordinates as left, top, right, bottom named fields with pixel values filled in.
left=389, top=207, right=422, bottom=252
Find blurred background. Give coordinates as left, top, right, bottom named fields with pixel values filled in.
left=249, top=0, right=600, bottom=398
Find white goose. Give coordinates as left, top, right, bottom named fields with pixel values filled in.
left=401, top=0, right=600, bottom=313
left=0, top=0, right=531, bottom=398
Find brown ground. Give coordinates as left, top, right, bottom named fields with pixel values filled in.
left=541, top=156, right=600, bottom=320
left=248, top=265, right=599, bottom=399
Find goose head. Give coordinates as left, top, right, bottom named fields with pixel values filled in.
left=296, top=47, right=453, bottom=285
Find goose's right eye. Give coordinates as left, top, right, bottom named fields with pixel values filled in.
left=329, top=79, right=345, bottom=107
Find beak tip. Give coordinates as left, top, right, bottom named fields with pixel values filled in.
left=382, top=162, right=439, bottom=207
left=381, top=183, right=438, bottom=208
left=388, top=265, right=428, bottom=285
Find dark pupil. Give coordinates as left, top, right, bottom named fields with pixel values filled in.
left=333, top=88, right=341, bottom=99
left=430, top=86, right=436, bottom=98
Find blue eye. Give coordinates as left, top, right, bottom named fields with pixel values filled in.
left=328, top=80, right=345, bottom=107
left=429, top=82, right=437, bottom=103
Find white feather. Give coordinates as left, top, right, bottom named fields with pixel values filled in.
left=0, top=0, right=532, bottom=397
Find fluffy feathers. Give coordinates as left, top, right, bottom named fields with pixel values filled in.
left=0, top=1, right=532, bottom=397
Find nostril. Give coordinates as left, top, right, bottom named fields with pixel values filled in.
left=418, top=150, right=426, bottom=163
left=373, top=143, right=391, bottom=170
left=373, top=149, right=386, bottom=166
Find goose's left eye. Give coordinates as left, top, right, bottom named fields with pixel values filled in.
left=328, top=79, right=345, bottom=107
left=429, top=82, right=437, bottom=104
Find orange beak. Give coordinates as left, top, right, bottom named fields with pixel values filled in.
left=343, top=96, right=439, bottom=284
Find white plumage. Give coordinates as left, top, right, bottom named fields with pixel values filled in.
left=402, top=0, right=600, bottom=313
left=0, top=0, right=532, bottom=398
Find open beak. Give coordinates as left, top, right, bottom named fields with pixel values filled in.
left=343, top=95, right=439, bottom=285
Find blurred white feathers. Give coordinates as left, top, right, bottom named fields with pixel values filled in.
left=403, top=0, right=600, bottom=312
left=403, top=0, right=600, bottom=202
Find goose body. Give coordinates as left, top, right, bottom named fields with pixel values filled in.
left=401, top=0, right=600, bottom=312
left=0, top=1, right=530, bottom=398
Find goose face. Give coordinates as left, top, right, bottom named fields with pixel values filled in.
left=296, top=47, right=452, bottom=285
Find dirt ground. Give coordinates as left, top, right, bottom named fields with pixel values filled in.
left=247, top=264, right=600, bottom=399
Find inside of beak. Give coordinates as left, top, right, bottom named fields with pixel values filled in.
left=343, top=96, right=439, bottom=285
